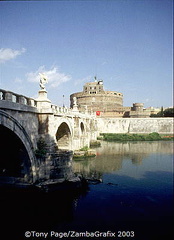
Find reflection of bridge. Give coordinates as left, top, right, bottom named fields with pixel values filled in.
left=0, top=89, right=98, bottom=184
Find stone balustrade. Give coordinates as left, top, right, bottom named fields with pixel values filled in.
left=0, top=89, right=74, bottom=115
left=51, top=104, right=70, bottom=114
left=0, top=89, right=37, bottom=107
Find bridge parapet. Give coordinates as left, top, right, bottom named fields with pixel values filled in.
left=51, top=103, right=95, bottom=119
left=51, top=104, right=70, bottom=114
left=0, top=89, right=37, bottom=107
left=0, top=89, right=95, bottom=119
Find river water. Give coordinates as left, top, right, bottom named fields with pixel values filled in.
left=0, top=141, right=173, bottom=240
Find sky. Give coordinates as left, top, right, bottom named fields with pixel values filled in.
left=0, top=0, right=173, bottom=108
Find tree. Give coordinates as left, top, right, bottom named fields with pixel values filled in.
left=150, top=107, right=174, bottom=117
left=35, top=137, right=47, bottom=159
left=163, top=108, right=174, bottom=117
left=156, top=106, right=164, bottom=117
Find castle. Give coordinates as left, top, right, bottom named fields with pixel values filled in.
left=70, top=78, right=159, bottom=118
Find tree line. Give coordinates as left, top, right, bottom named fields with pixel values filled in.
left=150, top=107, right=174, bottom=117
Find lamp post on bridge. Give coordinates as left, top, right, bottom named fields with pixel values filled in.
left=63, top=95, right=65, bottom=108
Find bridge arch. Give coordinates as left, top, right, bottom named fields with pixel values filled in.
left=0, top=110, right=37, bottom=183
left=80, top=122, right=85, bottom=134
left=55, top=118, right=73, bottom=150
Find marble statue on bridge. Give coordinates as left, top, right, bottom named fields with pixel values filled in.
left=39, top=73, right=48, bottom=91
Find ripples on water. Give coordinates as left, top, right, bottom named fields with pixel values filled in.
left=0, top=141, right=173, bottom=240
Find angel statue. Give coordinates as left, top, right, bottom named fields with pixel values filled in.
left=73, top=96, right=77, bottom=106
left=39, top=73, right=48, bottom=90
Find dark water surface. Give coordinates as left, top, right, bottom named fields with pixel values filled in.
left=1, top=141, right=173, bottom=240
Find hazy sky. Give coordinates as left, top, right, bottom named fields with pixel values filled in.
left=0, top=0, right=173, bottom=108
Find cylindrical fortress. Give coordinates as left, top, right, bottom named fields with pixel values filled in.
left=70, top=80, right=123, bottom=113
left=132, top=103, right=144, bottom=111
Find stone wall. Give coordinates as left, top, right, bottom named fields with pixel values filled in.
left=97, top=118, right=173, bottom=134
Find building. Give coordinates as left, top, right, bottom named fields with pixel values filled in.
left=70, top=78, right=158, bottom=118
left=70, top=78, right=124, bottom=115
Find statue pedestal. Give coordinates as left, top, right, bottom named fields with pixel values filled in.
left=36, top=90, right=52, bottom=112
left=72, top=104, right=79, bottom=113
left=37, top=90, right=50, bottom=101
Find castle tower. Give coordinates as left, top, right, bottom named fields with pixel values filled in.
left=70, top=78, right=123, bottom=115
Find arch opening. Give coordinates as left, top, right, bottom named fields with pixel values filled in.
left=0, top=125, right=32, bottom=182
left=56, top=122, right=71, bottom=150
left=80, top=122, right=85, bottom=134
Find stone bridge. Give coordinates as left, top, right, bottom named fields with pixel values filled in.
left=0, top=88, right=173, bottom=186
left=0, top=89, right=98, bottom=184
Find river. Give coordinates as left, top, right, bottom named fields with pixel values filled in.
left=0, top=141, right=173, bottom=240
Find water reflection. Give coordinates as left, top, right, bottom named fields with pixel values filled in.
left=1, top=141, right=173, bottom=240
left=71, top=142, right=173, bottom=239
left=73, top=141, right=173, bottom=180
left=0, top=185, right=89, bottom=238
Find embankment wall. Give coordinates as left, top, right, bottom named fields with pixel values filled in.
left=97, top=118, right=173, bottom=134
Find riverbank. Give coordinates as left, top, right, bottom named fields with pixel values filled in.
left=73, top=149, right=96, bottom=160
left=98, top=132, right=174, bottom=141
left=73, top=141, right=101, bottom=160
